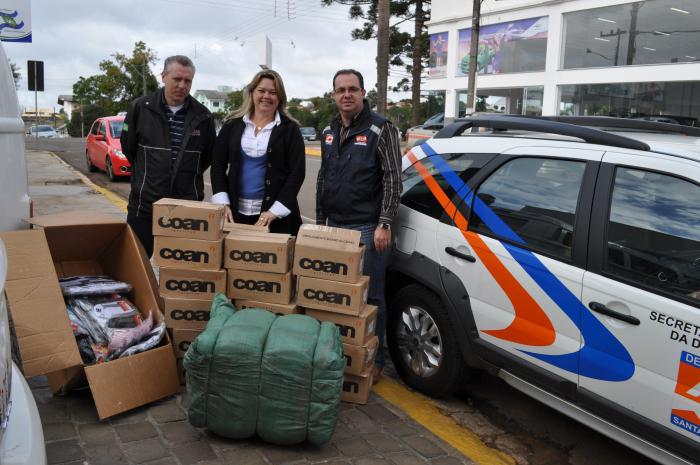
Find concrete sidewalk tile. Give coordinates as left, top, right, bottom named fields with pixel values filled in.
left=32, top=387, right=55, bottom=404
left=78, top=422, right=117, bottom=445
left=406, top=436, right=447, bottom=459
left=150, top=402, right=187, bottom=423
left=70, top=401, right=100, bottom=423
left=262, top=446, right=307, bottom=465
left=38, top=402, right=71, bottom=424
left=84, top=444, right=129, bottom=465
left=46, top=439, right=85, bottom=464
left=221, top=448, right=268, bottom=465
left=303, top=443, right=340, bottom=461
left=386, top=452, right=427, bottom=465
left=361, top=432, right=404, bottom=452
left=123, top=437, right=170, bottom=463
left=28, top=375, right=50, bottom=388
left=115, top=421, right=158, bottom=443
left=333, top=437, right=373, bottom=457
left=355, top=458, right=392, bottom=465
left=160, top=420, right=202, bottom=444
left=330, top=422, right=353, bottom=439
left=361, top=403, right=400, bottom=423
left=110, top=407, right=149, bottom=425
left=382, top=421, right=417, bottom=437
left=430, top=456, right=473, bottom=465
left=144, top=459, right=179, bottom=465
left=340, top=409, right=380, bottom=433
left=173, top=440, right=218, bottom=465
left=43, top=422, right=77, bottom=441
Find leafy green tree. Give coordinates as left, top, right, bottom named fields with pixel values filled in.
left=70, top=41, right=158, bottom=132
left=225, top=89, right=245, bottom=113
left=322, top=0, right=430, bottom=126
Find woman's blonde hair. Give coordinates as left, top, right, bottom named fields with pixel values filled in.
left=227, top=69, right=297, bottom=123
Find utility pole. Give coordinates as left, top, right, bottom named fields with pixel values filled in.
left=411, top=0, right=425, bottom=126
left=142, top=60, right=147, bottom=97
left=466, top=0, right=482, bottom=113
left=376, top=0, right=390, bottom=115
left=80, top=96, right=84, bottom=138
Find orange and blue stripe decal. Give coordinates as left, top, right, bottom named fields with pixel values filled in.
left=408, top=143, right=634, bottom=382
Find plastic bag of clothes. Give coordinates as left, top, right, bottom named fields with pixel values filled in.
left=184, top=293, right=345, bottom=445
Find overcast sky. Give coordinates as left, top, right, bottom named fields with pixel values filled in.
left=3, top=0, right=408, bottom=112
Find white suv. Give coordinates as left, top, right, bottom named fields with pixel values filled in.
left=387, top=115, right=700, bottom=465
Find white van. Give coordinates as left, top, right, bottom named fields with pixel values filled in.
left=0, top=41, right=47, bottom=464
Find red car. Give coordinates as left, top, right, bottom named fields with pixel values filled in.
left=85, top=116, right=130, bottom=181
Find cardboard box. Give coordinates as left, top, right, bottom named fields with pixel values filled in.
left=296, top=275, right=369, bottom=316
left=226, top=269, right=293, bottom=305
left=224, top=233, right=294, bottom=273
left=163, top=296, right=212, bottom=330
left=343, top=336, right=379, bottom=376
left=341, top=367, right=373, bottom=405
left=0, top=212, right=179, bottom=419
left=293, top=224, right=365, bottom=283
left=152, top=198, right=224, bottom=241
left=153, top=236, right=223, bottom=271
left=172, top=328, right=202, bottom=358
left=159, top=267, right=226, bottom=299
left=223, top=222, right=269, bottom=234
left=305, top=304, right=377, bottom=346
left=235, top=299, right=300, bottom=316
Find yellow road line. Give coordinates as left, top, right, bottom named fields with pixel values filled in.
left=374, top=377, right=515, bottom=465
left=305, top=147, right=321, bottom=157
left=48, top=151, right=128, bottom=213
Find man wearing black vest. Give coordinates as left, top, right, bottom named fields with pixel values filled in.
left=316, top=69, right=402, bottom=384
left=121, top=55, right=216, bottom=257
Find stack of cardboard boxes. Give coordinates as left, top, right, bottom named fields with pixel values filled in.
left=294, top=225, right=379, bottom=404
left=151, top=199, right=227, bottom=383
left=224, top=224, right=298, bottom=314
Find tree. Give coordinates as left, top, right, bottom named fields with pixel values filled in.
left=70, top=41, right=158, bottom=135
left=322, top=0, right=431, bottom=125
left=8, top=60, right=20, bottom=89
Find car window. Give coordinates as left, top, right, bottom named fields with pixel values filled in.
left=110, top=121, right=124, bottom=138
left=90, top=121, right=100, bottom=135
left=98, top=122, right=107, bottom=137
left=469, top=157, right=586, bottom=260
left=38, top=125, right=53, bottom=132
left=605, top=167, right=700, bottom=306
left=401, top=153, right=490, bottom=220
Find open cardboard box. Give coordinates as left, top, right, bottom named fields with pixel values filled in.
left=0, top=212, right=179, bottom=419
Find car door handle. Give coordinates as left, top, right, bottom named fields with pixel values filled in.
left=445, top=247, right=476, bottom=263
left=588, top=302, right=640, bottom=325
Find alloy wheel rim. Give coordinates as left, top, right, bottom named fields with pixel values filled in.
left=396, top=305, right=442, bottom=377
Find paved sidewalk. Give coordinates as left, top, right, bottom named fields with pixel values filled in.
left=25, top=150, right=478, bottom=465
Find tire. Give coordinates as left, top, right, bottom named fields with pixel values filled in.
left=387, top=283, right=465, bottom=397
left=86, top=151, right=98, bottom=172
left=106, top=156, right=116, bottom=182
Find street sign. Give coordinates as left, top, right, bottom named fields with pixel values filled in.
left=27, top=60, right=43, bottom=91
left=0, top=1, right=32, bottom=43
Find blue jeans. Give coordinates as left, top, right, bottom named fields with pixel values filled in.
left=327, top=220, right=387, bottom=367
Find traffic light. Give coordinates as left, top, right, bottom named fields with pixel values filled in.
left=27, top=60, right=44, bottom=92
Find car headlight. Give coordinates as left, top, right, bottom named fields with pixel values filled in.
left=114, top=150, right=126, bottom=159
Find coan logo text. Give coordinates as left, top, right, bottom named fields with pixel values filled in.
left=165, top=279, right=215, bottom=293
left=299, top=257, right=348, bottom=275
left=303, top=288, right=350, bottom=306
left=158, top=217, right=209, bottom=231
left=160, top=248, right=209, bottom=263
left=233, top=278, right=281, bottom=294
left=229, top=249, right=277, bottom=264
left=170, top=310, right=210, bottom=321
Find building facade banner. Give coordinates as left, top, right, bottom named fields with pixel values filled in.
left=429, top=32, right=448, bottom=78
left=1, top=0, right=31, bottom=43
left=457, top=16, right=548, bottom=76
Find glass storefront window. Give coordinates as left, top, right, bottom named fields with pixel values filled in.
left=457, top=86, right=543, bottom=117
left=457, top=16, right=548, bottom=76
left=558, top=81, right=700, bottom=125
left=562, top=0, right=700, bottom=69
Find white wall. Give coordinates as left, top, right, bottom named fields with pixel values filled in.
left=425, top=0, right=700, bottom=118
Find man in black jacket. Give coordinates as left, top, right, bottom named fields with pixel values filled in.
left=316, top=69, right=402, bottom=384
left=120, top=55, right=216, bottom=256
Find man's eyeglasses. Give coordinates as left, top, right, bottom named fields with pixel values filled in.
left=333, top=86, right=362, bottom=95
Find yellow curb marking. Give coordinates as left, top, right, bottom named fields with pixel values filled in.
left=48, top=151, right=128, bottom=213
left=374, top=377, right=515, bottom=465
left=305, top=147, right=321, bottom=157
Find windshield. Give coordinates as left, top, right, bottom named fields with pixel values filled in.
left=110, top=121, right=124, bottom=138
left=37, top=125, right=54, bottom=132
left=300, top=127, right=315, bottom=134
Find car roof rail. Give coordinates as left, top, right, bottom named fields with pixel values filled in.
left=437, top=115, right=651, bottom=152
left=526, top=115, right=700, bottom=137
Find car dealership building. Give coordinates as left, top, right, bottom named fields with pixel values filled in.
left=426, top=0, right=700, bottom=124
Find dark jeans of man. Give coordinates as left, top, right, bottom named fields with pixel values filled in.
left=234, top=212, right=260, bottom=225
left=127, top=213, right=154, bottom=258
left=327, top=220, right=388, bottom=368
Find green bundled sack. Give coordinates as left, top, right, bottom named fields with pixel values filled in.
left=183, top=293, right=345, bottom=445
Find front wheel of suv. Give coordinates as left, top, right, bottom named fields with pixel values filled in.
left=387, top=284, right=464, bottom=397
